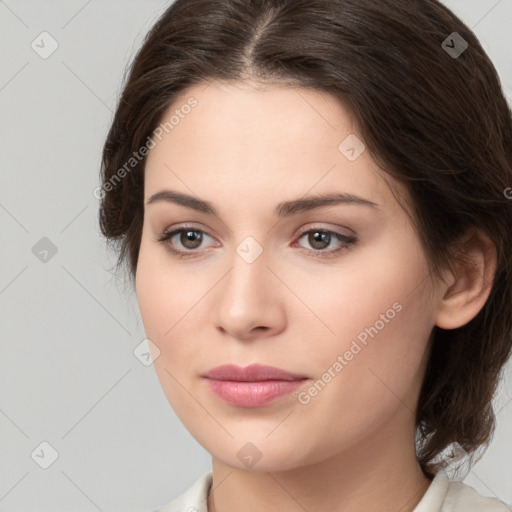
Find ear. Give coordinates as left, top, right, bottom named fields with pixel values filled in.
left=434, top=228, right=497, bottom=330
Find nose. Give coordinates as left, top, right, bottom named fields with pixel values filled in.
left=213, top=245, right=287, bottom=341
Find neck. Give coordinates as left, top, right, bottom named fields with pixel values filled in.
left=207, top=419, right=432, bottom=512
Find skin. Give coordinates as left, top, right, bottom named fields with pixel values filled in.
left=135, top=80, right=496, bottom=512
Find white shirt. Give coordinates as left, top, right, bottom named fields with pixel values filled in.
left=154, top=469, right=511, bottom=511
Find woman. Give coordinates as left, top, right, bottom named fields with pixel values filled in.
left=98, top=0, right=512, bottom=510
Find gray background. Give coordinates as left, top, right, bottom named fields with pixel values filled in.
left=1, top=1, right=511, bottom=510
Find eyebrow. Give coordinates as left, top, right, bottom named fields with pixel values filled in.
left=145, top=189, right=379, bottom=217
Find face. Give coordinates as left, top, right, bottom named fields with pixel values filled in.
left=136, top=80, right=438, bottom=472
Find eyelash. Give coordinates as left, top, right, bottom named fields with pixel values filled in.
left=155, top=225, right=358, bottom=260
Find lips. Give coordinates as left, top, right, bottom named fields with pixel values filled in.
left=201, top=364, right=309, bottom=407
left=202, top=363, right=308, bottom=382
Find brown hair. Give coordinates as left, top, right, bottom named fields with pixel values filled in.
left=98, top=0, right=512, bottom=477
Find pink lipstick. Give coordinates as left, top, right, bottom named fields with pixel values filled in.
left=202, top=363, right=309, bottom=408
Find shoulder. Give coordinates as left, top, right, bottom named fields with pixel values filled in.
left=444, top=478, right=511, bottom=511
left=152, top=472, right=213, bottom=512
left=416, top=469, right=511, bottom=512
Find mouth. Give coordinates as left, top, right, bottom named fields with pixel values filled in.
left=202, top=363, right=309, bottom=381
left=201, top=363, right=310, bottom=408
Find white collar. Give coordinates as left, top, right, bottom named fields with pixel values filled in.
left=154, top=468, right=511, bottom=511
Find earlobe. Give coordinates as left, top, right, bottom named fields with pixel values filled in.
left=434, top=229, right=497, bottom=330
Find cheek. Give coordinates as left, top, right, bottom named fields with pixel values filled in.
left=291, top=230, right=432, bottom=354
left=136, top=237, right=197, bottom=341
left=135, top=239, right=216, bottom=388
left=290, top=230, right=434, bottom=395
left=135, top=252, right=198, bottom=412
left=280, top=301, right=432, bottom=466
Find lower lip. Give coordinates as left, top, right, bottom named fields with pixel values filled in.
left=204, top=378, right=307, bottom=407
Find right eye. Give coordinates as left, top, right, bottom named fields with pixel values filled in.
left=156, top=226, right=218, bottom=259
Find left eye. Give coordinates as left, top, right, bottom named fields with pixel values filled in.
left=294, top=229, right=357, bottom=257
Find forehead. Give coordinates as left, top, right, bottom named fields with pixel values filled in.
left=143, top=80, right=406, bottom=214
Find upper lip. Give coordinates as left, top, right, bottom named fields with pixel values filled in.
left=202, top=364, right=308, bottom=382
